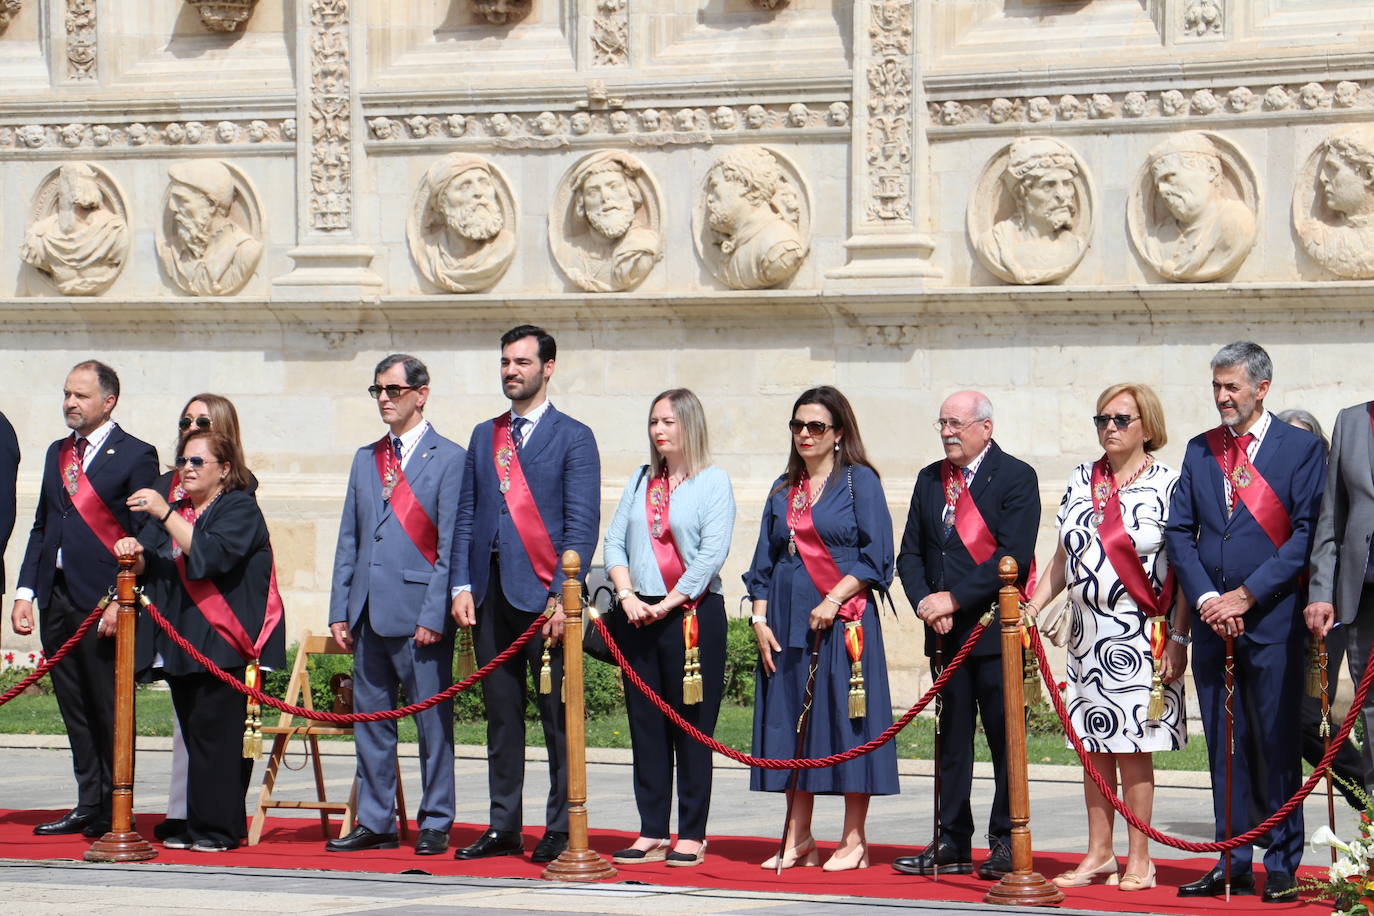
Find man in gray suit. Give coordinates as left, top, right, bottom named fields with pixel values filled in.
left=326, top=354, right=465, bottom=855
left=1306, top=399, right=1374, bottom=791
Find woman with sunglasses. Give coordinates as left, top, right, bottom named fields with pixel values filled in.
left=744, top=385, right=896, bottom=872
left=116, top=429, right=285, bottom=852
left=1023, top=383, right=1187, bottom=892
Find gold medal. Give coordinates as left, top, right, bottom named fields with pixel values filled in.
left=1231, top=465, right=1252, bottom=489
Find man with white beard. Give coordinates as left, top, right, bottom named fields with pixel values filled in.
left=21, top=163, right=129, bottom=295
left=702, top=146, right=806, bottom=290
left=976, top=137, right=1088, bottom=285
left=1142, top=132, right=1255, bottom=282
left=157, top=160, right=263, bottom=296
left=561, top=152, right=661, bottom=292
left=415, top=155, right=516, bottom=294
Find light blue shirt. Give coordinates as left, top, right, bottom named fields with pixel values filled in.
left=603, top=464, right=735, bottom=598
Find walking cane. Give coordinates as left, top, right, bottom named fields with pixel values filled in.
left=932, top=634, right=945, bottom=882
left=776, top=628, right=824, bottom=877
left=1320, top=637, right=1337, bottom=867
left=1224, top=634, right=1235, bottom=903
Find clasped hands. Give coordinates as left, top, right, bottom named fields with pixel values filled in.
left=916, top=591, right=958, bottom=635
left=1199, top=586, right=1254, bottom=638
left=620, top=594, right=671, bottom=628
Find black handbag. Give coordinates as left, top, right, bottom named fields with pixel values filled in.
left=582, top=584, right=621, bottom=666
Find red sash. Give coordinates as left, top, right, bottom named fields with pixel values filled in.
left=1089, top=457, right=1176, bottom=634
left=787, top=476, right=866, bottom=624
left=59, top=437, right=125, bottom=556
left=1367, top=400, right=1374, bottom=439
left=373, top=436, right=439, bottom=565
left=492, top=414, right=558, bottom=589
left=940, top=459, right=1036, bottom=600
left=1205, top=426, right=1291, bottom=548
left=645, top=469, right=697, bottom=611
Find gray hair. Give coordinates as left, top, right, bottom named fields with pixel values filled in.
left=373, top=353, right=430, bottom=388
left=970, top=393, right=994, bottom=421
left=1210, top=341, right=1272, bottom=385
left=1276, top=408, right=1328, bottom=452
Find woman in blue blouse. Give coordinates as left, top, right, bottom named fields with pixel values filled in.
left=603, top=388, right=735, bottom=867
left=745, top=385, right=897, bottom=872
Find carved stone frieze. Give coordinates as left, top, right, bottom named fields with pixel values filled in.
left=550, top=150, right=663, bottom=293
left=0, top=0, right=20, bottom=35
left=185, top=0, right=259, bottom=32
left=408, top=153, right=517, bottom=293
left=864, top=0, right=914, bottom=223
left=309, top=0, right=352, bottom=232
left=66, top=0, right=96, bottom=81
left=472, top=0, right=530, bottom=25
left=1294, top=127, right=1374, bottom=279
left=694, top=146, right=811, bottom=290
left=157, top=159, right=265, bottom=296
left=1181, top=0, right=1223, bottom=38
left=752, top=0, right=788, bottom=9
left=20, top=163, right=130, bottom=296
left=592, top=0, right=628, bottom=67
left=0, top=119, right=293, bottom=151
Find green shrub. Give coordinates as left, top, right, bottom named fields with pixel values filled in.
left=451, top=651, right=624, bottom=722
left=722, top=616, right=758, bottom=706
left=0, top=665, right=53, bottom=697
left=262, top=643, right=354, bottom=712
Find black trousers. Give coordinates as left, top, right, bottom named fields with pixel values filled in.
left=168, top=670, right=253, bottom=847
left=616, top=593, right=726, bottom=841
left=475, top=563, right=568, bottom=834
left=41, top=572, right=115, bottom=818
left=934, top=651, right=1010, bottom=851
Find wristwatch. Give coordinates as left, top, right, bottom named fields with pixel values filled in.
left=616, top=587, right=634, bottom=602
left=1169, top=631, right=1191, bottom=647
left=749, top=614, right=767, bottom=627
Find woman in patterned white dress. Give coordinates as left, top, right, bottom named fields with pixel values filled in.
left=1024, top=383, right=1191, bottom=893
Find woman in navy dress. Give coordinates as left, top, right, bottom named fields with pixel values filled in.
left=745, top=385, right=897, bottom=872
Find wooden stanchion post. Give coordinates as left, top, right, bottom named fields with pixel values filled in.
left=984, top=557, right=1061, bottom=906
left=541, top=550, right=616, bottom=881
left=85, top=555, right=156, bottom=862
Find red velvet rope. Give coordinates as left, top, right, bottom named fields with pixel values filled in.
left=592, top=613, right=987, bottom=769
left=142, top=597, right=545, bottom=723
left=1029, top=624, right=1374, bottom=852
left=0, top=603, right=105, bottom=709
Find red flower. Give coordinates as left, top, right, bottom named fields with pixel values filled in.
left=3, top=652, right=12, bottom=664
left=1056, top=681, right=1067, bottom=692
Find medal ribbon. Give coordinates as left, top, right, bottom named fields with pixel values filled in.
left=372, top=436, right=439, bottom=565
left=58, top=437, right=125, bottom=556
left=940, top=458, right=1036, bottom=601
left=1205, top=426, right=1292, bottom=548
left=492, top=414, right=558, bottom=589
left=173, top=500, right=281, bottom=661
left=786, top=476, right=867, bottom=624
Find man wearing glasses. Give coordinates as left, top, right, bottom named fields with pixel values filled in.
left=893, top=390, right=1039, bottom=881
left=326, top=354, right=466, bottom=856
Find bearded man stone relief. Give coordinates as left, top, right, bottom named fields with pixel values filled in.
left=550, top=150, right=663, bottom=293
left=20, top=163, right=130, bottom=296
left=1295, top=127, right=1374, bottom=279
left=156, top=159, right=264, bottom=296
left=695, top=146, right=810, bottom=290
left=408, top=153, right=517, bottom=293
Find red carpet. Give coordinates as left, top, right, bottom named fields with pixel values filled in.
left=0, top=808, right=1328, bottom=914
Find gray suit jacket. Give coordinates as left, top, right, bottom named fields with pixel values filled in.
left=1308, top=402, right=1374, bottom=623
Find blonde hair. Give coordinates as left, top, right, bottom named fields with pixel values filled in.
left=1096, top=382, right=1168, bottom=452
left=648, top=389, right=711, bottom=478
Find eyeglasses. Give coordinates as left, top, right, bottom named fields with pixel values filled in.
left=788, top=420, right=834, bottom=436
left=1092, top=414, right=1140, bottom=431
left=177, top=416, right=212, bottom=432
left=933, top=418, right=977, bottom=432
left=174, top=455, right=219, bottom=469
left=368, top=385, right=416, bottom=400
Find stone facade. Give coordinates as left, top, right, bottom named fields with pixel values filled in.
left=3, top=1, right=1374, bottom=704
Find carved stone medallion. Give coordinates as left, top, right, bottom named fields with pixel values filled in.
left=1294, top=127, right=1374, bottom=280
left=20, top=163, right=130, bottom=296
left=408, top=153, right=518, bottom=293
left=0, top=1, right=21, bottom=35
left=550, top=150, right=663, bottom=293
left=185, top=0, right=259, bottom=32
left=156, top=159, right=265, bottom=296
left=694, top=146, right=811, bottom=290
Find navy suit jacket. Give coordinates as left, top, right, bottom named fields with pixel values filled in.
left=1164, top=416, right=1326, bottom=645
left=18, top=426, right=159, bottom=612
left=0, top=411, right=18, bottom=596
left=330, top=426, right=465, bottom=637
left=896, top=441, right=1040, bottom=657
left=452, top=406, right=600, bottom=613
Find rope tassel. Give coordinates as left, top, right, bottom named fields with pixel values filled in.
left=844, top=620, right=866, bottom=719
left=539, top=639, right=553, bottom=695
left=1147, top=617, right=1166, bottom=721
left=456, top=628, right=478, bottom=680
left=1307, top=640, right=1324, bottom=699
left=242, top=662, right=263, bottom=759
left=682, top=609, right=702, bottom=705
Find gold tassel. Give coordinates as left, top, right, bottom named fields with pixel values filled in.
left=848, top=659, right=866, bottom=719
left=1306, top=641, right=1323, bottom=698
left=682, top=647, right=703, bottom=706
left=1147, top=659, right=1165, bottom=722
left=1021, top=645, right=1039, bottom=704
left=456, top=628, right=477, bottom=679
left=539, top=639, right=553, bottom=695
left=242, top=662, right=263, bottom=759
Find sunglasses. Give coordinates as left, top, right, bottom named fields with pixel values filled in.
left=177, top=416, right=212, bottom=432
left=788, top=420, right=834, bottom=436
left=174, top=455, right=219, bottom=469
left=1092, top=414, right=1140, bottom=431
left=368, top=384, right=417, bottom=400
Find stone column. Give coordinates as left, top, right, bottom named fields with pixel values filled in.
left=826, top=0, right=941, bottom=287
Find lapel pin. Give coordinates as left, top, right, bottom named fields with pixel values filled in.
left=106, top=449, right=115, bottom=454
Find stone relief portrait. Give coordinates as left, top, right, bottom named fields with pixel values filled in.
left=20, top=163, right=130, bottom=296
left=1294, top=127, right=1374, bottom=279
left=472, top=0, right=530, bottom=25
left=156, top=159, right=265, bottom=296
left=969, top=137, right=1093, bottom=286
left=407, top=153, right=517, bottom=294
left=694, top=145, right=810, bottom=290
left=1128, top=131, right=1258, bottom=282
left=549, top=150, right=663, bottom=293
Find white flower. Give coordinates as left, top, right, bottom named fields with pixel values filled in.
left=1330, top=856, right=1361, bottom=881
left=1313, top=824, right=1352, bottom=854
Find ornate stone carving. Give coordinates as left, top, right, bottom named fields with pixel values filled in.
left=20, top=163, right=130, bottom=296
left=1182, top=0, right=1222, bottom=37
left=17, top=125, right=45, bottom=148
left=969, top=137, right=1093, bottom=286
left=1122, top=92, right=1147, bottom=118
left=1299, top=82, right=1330, bottom=111
left=309, top=0, right=352, bottom=232
left=59, top=124, right=85, bottom=148
left=0, top=1, right=21, bottom=35
left=1057, top=95, right=1084, bottom=121
left=828, top=102, right=850, bottom=127
left=550, top=150, right=663, bottom=293
left=1128, top=132, right=1257, bottom=282
left=66, top=0, right=96, bottom=81
left=1026, top=97, right=1052, bottom=122
left=472, top=0, right=529, bottom=24
left=1191, top=89, right=1218, bottom=115
left=1227, top=87, right=1253, bottom=113
left=1295, top=127, right=1374, bottom=280
left=1087, top=94, right=1115, bottom=119
left=157, top=159, right=265, bottom=296
left=185, top=0, right=259, bottom=32
left=592, top=0, right=628, bottom=67
left=408, top=153, right=517, bottom=294
left=787, top=103, right=812, bottom=127
left=185, top=121, right=209, bottom=144
left=744, top=105, right=768, bottom=129
left=752, top=0, right=788, bottom=8
left=1263, top=85, right=1291, bottom=111
left=1336, top=81, right=1361, bottom=109
left=865, top=0, right=913, bottom=223
left=695, top=146, right=810, bottom=290
left=0, top=118, right=291, bottom=150
left=711, top=107, right=738, bottom=131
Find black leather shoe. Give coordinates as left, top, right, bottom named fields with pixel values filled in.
left=33, top=810, right=95, bottom=836
left=415, top=828, right=449, bottom=856
left=324, top=825, right=400, bottom=852
left=454, top=828, right=522, bottom=859
left=1262, top=871, right=1297, bottom=903
left=1177, top=865, right=1255, bottom=897
left=81, top=820, right=111, bottom=839
left=531, top=830, right=569, bottom=864
left=892, top=837, right=973, bottom=876
left=977, top=838, right=1012, bottom=880
left=154, top=818, right=187, bottom=841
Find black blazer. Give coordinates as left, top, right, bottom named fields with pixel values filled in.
left=17, top=426, right=159, bottom=612
left=0, top=411, right=19, bottom=596
left=896, top=441, right=1040, bottom=656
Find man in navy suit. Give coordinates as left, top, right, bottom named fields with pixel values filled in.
left=0, top=411, right=18, bottom=600
left=1165, top=341, right=1325, bottom=902
left=11, top=361, right=158, bottom=837
left=326, top=354, right=465, bottom=856
left=893, top=390, right=1040, bottom=881
left=449, top=325, right=600, bottom=864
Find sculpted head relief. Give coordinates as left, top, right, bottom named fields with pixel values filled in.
left=409, top=153, right=516, bottom=294
left=1296, top=127, right=1374, bottom=279
left=552, top=150, right=662, bottom=293
left=700, top=146, right=808, bottom=290
left=157, top=159, right=264, bottom=296
left=973, top=137, right=1089, bottom=285
left=20, top=163, right=130, bottom=296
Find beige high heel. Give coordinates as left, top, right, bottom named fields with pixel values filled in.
left=1052, top=856, right=1120, bottom=888
left=1118, top=861, right=1156, bottom=892
left=760, top=837, right=819, bottom=869
left=822, top=843, right=870, bottom=872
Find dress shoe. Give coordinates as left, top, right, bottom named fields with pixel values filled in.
left=760, top=836, right=819, bottom=870
left=976, top=839, right=1012, bottom=880
left=1177, top=865, right=1255, bottom=897
left=162, top=835, right=193, bottom=850
left=414, top=828, right=449, bottom=856
left=324, top=825, right=400, bottom=852
left=190, top=839, right=232, bottom=853
left=1052, top=855, right=1119, bottom=888
left=154, top=818, right=188, bottom=841
left=822, top=842, right=869, bottom=872
left=1118, top=861, right=1156, bottom=892
left=454, top=828, right=522, bottom=860
left=81, top=820, right=111, bottom=839
left=1262, top=871, right=1298, bottom=903
left=33, top=810, right=95, bottom=836
left=531, top=830, right=569, bottom=864
left=665, top=840, right=708, bottom=868
left=612, top=838, right=669, bottom=864
left=892, top=838, right=973, bottom=876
